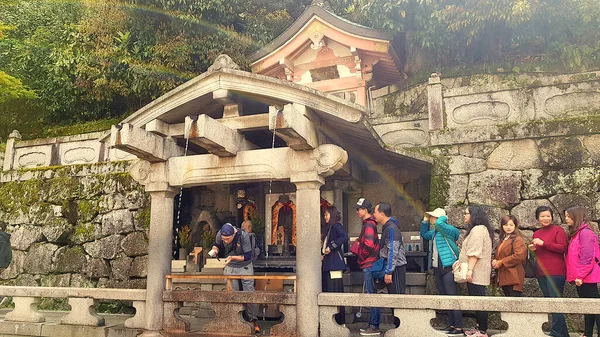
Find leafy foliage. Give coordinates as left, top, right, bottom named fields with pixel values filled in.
left=0, top=0, right=310, bottom=138
left=330, top=0, right=600, bottom=74
left=1, top=0, right=599, bottom=140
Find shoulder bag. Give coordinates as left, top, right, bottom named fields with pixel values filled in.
left=445, top=236, right=468, bottom=283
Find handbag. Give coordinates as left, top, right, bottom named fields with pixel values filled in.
left=452, top=260, right=468, bottom=283
left=371, top=258, right=386, bottom=280
left=524, top=249, right=537, bottom=278
left=350, top=239, right=360, bottom=256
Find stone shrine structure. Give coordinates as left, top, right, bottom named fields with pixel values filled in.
left=2, top=3, right=600, bottom=337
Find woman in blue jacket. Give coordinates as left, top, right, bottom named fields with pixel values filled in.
left=420, top=208, right=463, bottom=335
left=322, top=205, right=349, bottom=325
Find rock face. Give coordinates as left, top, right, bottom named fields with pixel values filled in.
left=130, top=255, right=148, bottom=278
left=110, top=254, right=133, bottom=280
left=468, top=170, right=522, bottom=208
left=121, top=232, right=148, bottom=257
left=101, top=210, right=134, bottom=236
left=83, top=235, right=123, bottom=259
left=0, top=160, right=150, bottom=290
left=53, top=246, right=87, bottom=273
left=10, top=225, right=43, bottom=251
left=23, top=243, right=59, bottom=275
left=85, top=258, right=110, bottom=279
left=487, top=139, right=541, bottom=170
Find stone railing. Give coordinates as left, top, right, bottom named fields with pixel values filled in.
left=370, top=70, right=600, bottom=147
left=319, top=293, right=600, bottom=337
left=2, top=130, right=136, bottom=171
left=163, top=290, right=296, bottom=336
left=0, top=286, right=146, bottom=328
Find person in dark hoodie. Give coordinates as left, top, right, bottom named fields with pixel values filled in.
left=322, top=205, right=349, bottom=325
left=0, top=221, right=11, bottom=275
left=373, top=202, right=406, bottom=293
left=354, top=198, right=381, bottom=336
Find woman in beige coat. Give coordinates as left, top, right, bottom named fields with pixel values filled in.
left=459, top=205, right=493, bottom=337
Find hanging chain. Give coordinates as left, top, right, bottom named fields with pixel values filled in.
left=175, top=121, right=192, bottom=229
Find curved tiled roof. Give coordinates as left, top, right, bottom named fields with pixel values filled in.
left=249, top=5, right=392, bottom=63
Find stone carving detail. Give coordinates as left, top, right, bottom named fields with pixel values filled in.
left=451, top=101, right=510, bottom=124
left=544, top=91, right=600, bottom=117
left=381, top=129, right=428, bottom=147
left=63, top=147, right=97, bottom=164
left=129, top=160, right=151, bottom=185
left=208, top=54, right=240, bottom=72
left=314, top=144, right=348, bottom=177
left=18, top=152, right=47, bottom=168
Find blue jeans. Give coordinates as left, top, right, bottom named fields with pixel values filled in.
left=363, top=267, right=380, bottom=328
left=537, top=275, right=569, bottom=337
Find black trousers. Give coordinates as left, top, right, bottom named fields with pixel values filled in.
left=386, top=265, right=406, bottom=294
left=435, top=266, right=463, bottom=328
left=502, top=285, right=523, bottom=297
left=467, top=283, right=489, bottom=331
left=322, top=271, right=345, bottom=325
left=576, top=283, right=600, bottom=337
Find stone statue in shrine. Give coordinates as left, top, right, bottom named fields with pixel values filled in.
left=271, top=195, right=296, bottom=250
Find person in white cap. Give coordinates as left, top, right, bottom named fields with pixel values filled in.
left=420, top=208, right=463, bottom=336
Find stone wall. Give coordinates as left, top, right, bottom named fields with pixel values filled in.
left=0, top=161, right=150, bottom=289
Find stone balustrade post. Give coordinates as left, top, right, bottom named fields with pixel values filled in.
left=291, top=174, right=324, bottom=337
left=495, top=313, right=548, bottom=337
left=140, top=186, right=178, bottom=337
left=270, top=304, right=296, bottom=336
left=428, top=73, right=444, bottom=131
left=124, top=300, right=146, bottom=329
left=5, top=297, right=44, bottom=323
left=2, top=130, right=21, bottom=171
left=60, top=298, right=105, bottom=326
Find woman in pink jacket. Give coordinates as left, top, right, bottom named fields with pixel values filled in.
left=565, top=206, right=600, bottom=337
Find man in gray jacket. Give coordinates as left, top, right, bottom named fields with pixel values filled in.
left=373, top=202, right=406, bottom=294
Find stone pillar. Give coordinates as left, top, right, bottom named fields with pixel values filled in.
left=2, top=130, right=21, bottom=171
left=141, top=186, right=178, bottom=336
left=292, top=174, right=324, bottom=337
left=427, top=73, right=444, bottom=131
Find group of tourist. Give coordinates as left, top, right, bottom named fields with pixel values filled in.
left=207, top=199, right=600, bottom=337
left=347, top=201, right=600, bottom=337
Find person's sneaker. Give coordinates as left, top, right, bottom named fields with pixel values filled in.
left=470, top=331, right=488, bottom=337
left=464, top=329, right=479, bottom=335
left=359, top=323, right=370, bottom=332
left=360, top=326, right=381, bottom=336
left=439, top=326, right=453, bottom=332
left=447, top=328, right=464, bottom=335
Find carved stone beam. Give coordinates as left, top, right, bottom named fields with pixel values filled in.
left=213, top=89, right=242, bottom=118
left=269, top=104, right=318, bottom=150
left=145, top=119, right=170, bottom=137
left=184, top=115, right=241, bottom=157
left=146, top=114, right=269, bottom=139
left=110, top=124, right=183, bottom=162
left=167, top=144, right=348, bottom=187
